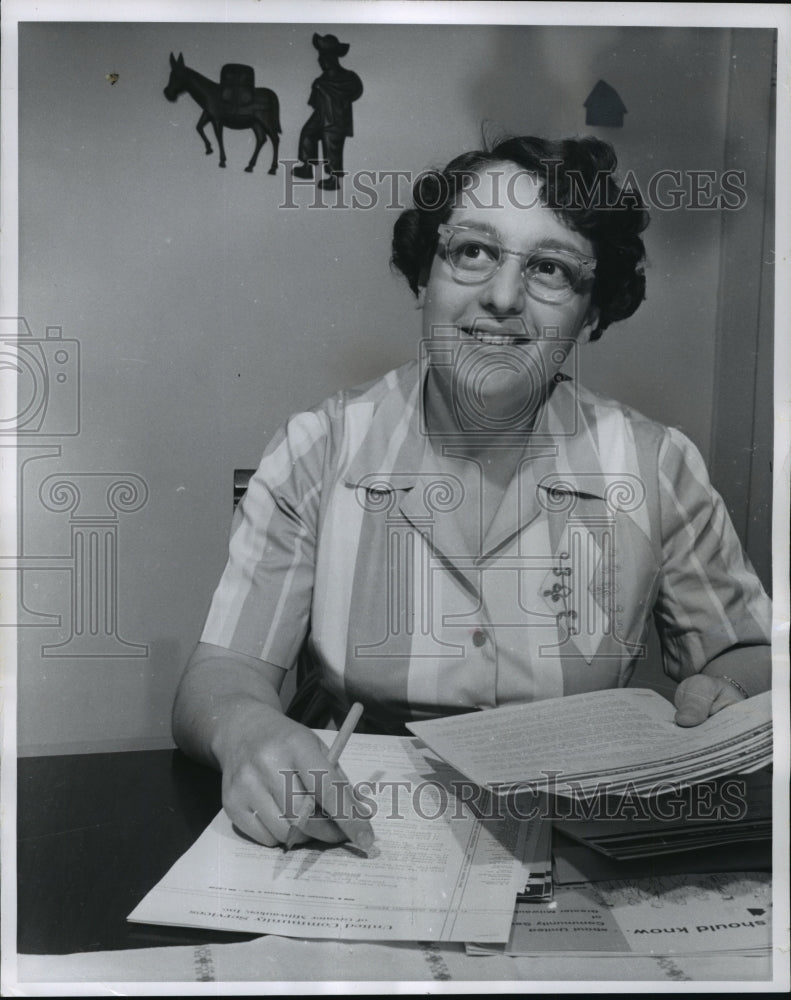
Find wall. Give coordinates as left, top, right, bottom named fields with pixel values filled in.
left=11, top=21, right=773, bottom=753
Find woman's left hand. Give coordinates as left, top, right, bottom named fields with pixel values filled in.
left=673, top=674, right=746, bottom=726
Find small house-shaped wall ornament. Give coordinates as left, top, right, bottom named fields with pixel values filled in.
left=584, top=80, right=627, bottom=127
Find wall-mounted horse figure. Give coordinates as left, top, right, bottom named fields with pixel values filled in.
left=164, top=53, right=281, bottom=175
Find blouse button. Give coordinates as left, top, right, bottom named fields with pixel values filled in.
left=472, top=629, right=487, bottom=647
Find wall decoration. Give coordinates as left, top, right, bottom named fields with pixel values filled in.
left=292, top=33, right=363, bottom=190
left=163, top=52, right=281, bottom=174
left=584, top=80, right=627, bottom=127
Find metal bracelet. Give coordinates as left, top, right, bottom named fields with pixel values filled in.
left=721, top=675, right=750, bottom=699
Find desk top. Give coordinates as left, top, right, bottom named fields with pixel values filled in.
left=16, top=748, right=774, bottom=962
left=17, top=748, right=259, bottom=954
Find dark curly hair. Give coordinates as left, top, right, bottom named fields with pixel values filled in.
left=391, top=135, right=649, bottom=340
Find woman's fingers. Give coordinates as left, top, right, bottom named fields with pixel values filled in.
left=221, top=722, right=375, bottom=849
left=225, top=782, right=349, bottom=847
left=224, top=785, right=282, bottom=846
left=674, top=674, right=744, bottom=727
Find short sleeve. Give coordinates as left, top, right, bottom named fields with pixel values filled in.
left=652, top=427, right=771, bottom=680
left=200, top=409, right=330, bottom=668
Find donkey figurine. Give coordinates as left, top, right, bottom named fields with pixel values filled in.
left=164, top=53, right=281, bottom=175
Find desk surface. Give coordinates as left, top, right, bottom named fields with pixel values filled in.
left=17, top=748, right=774, bottom=962
left=17, top=748, right=260, bottom=954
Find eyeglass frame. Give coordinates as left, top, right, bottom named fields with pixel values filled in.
left=435, top=223, right=597, bottom=302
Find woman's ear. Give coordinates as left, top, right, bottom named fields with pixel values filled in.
left=578, top=306, right=600, bottom=345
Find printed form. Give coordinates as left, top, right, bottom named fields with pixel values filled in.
left=129, top=734, right=536, bottom=942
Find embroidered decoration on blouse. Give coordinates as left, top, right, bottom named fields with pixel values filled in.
left=543, top=551, right=579, bottom=635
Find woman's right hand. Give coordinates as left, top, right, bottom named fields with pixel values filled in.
left=214, top=698, right=375, bottom=850
left=173, top=642, right=375, bottom=851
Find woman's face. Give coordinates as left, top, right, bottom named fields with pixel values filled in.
left=420, top=162, right=600, bottom=432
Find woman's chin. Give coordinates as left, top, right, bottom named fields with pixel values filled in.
left=453, top=372, right=547, bottom=432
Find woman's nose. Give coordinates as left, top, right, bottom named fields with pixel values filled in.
left=479, top=257, right=526, bottom=314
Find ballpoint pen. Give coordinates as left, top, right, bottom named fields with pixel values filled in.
left=284, top=700, right=366, bottom=851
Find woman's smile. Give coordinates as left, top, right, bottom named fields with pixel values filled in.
left=462, top=318, right=533, bottom=346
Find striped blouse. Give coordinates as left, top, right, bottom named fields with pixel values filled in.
left=201, top=360, right=771, bottom=730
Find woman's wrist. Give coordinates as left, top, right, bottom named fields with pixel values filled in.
left=700, top=645, right=771, bottom=700
left=719, top=675, right=750, bottom=699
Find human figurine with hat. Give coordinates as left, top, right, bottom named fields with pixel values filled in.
left=292, top=33, right=363, bottom=190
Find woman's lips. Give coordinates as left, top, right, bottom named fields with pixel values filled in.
left=462, top=323, right=532, bottom=346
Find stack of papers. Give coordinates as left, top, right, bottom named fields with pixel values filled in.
left=129, top=733, right=544, bottom=944
left=552, top=829, right=772, bottom=885
left=467, top=871, right=771, bottom=958
left=554, top=769, right=772, bottom=860
left=407, top=688, right=773, bottom=798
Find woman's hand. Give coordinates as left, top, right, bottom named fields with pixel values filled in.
left=673, top=674, right=745, bottom=726
left=215, top=700, right=375, bottom=850
left=673, top=646, right=770, bottom=726
left=173, top=642, right=375, bottom=850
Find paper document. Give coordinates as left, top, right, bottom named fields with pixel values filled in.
left=407, top=689, right=772, bottom=796
left=467, top=871, right=771, bottom=957
left=129, top=734, right=537, bottom=943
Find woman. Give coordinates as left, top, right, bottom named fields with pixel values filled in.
left=172, top=136, right=771, bottom=851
